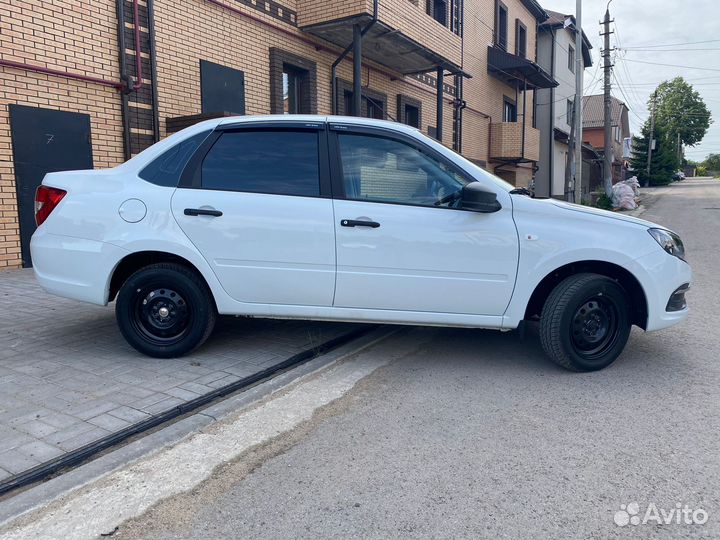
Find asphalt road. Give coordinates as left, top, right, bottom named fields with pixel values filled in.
left=118, top=179, right=720, bottom=540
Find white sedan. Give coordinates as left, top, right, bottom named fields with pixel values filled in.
left=30, top=116, right=690, bottom=371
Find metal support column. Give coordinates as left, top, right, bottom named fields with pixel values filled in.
left=352, top=24, right=362, bottom=117
left=436, top=67, right=444, bottom=141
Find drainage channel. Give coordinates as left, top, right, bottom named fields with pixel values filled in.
left=0, top=325, right=376, bottom=497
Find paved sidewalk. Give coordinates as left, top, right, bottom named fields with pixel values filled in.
left=0, top=270, right=359, bottom=482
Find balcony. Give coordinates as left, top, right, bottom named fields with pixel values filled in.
left=297, top=0, right=462, bottom=74
left=490, top=122, right=540, bottom=162
left=487, top=46, right=556, bottom=90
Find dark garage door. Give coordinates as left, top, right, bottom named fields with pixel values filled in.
left=9, top=105, right=93, bottom=267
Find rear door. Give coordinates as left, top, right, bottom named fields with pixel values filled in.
left=171, top=122, right=336, bottom=306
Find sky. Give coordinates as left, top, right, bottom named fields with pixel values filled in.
left=544, top=0, right=720, bottom=162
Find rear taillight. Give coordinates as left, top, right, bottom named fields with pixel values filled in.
left=35, top=186, right=67, bottom=226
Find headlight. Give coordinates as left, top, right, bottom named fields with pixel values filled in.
left=648, top=228, right=686, bottom=261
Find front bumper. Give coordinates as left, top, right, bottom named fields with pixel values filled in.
left=634, top=249, right=692, bottom=332
left=30, top=229, right=128, bottom=306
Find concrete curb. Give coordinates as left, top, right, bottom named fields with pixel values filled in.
left=0, top=326, right=398, bottom=527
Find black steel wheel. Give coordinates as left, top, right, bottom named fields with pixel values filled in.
left=540, top=273, right=631, bottom=371
left=116, top=263, right=216, bottom=358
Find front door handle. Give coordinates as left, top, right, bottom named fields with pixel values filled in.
left=184, top=208, right=223, bottom=217
left=341, top=219, right=380, bottom=228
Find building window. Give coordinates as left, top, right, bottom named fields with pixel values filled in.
left=269, top=48, right=317, bottom=115
left=398, top=94, right=422, bottom=128
left=427, top=0, right=448, bottom=26
left=405, top=104, right=420, bottom=127
left=567, top=99, right=574, bottom=124
left=337, top=79, right=387, bottom=119
left=568, top=45, right=575, bottom=73
left=495, top=1, right=508, bottom=51
left=364, top=96, right=384, bottom=119
left=503, top=97, right=517, bottom=122
left=282, top=66, right=307, bottom=114
left=515, top=20, right=527, bottom=58
left=200, top=60, right=245, bottom=114
left=450, top=0, right=462, bottom=36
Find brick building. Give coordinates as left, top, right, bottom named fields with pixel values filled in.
left=0, top=0, right=555, bottom=269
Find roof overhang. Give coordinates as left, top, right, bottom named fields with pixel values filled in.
left=302, top=15, right=465, bottom=76
left=487, top=46, right=558, bottom=90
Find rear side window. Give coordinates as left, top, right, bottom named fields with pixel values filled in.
left=201, top=130, right=320, bottom=197
left=139, top=130, right=211, bottom=187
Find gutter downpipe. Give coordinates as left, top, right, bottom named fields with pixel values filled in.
left=521, top=75, right=527, bottom=158
left=331, top=0, right=378, bottom=115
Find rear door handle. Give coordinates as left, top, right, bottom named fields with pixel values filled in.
left=341, top=219, right=380, bottom=228
left=184, top=208, right=223, bottom=217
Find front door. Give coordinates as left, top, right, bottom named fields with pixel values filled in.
left=172, top=125, right=336, bottom=306
left=331, top=127, right=519, bottom=316
left=9, top=105, right=93, bottom=267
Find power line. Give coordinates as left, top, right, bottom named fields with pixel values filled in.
left=620, top=48, right=720, bottom=52
left=621, top=39, right=720, bottom=49
left=620, top=58, right=720, bottom=72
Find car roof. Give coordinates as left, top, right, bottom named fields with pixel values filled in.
left=216, top=114, right=419, bottom=134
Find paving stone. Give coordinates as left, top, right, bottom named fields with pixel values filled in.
left=0, top=269, right=360, bottom=479
left=0, top=449, right=42, bottom=474
left=15, top=440, right=63, bottom=462
left=106, top=406, right=151, bottom=424
left=87, top=413, right=132, bottom=432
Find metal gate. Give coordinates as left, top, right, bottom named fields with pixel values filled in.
left=9, top=105, right=93, bottom=267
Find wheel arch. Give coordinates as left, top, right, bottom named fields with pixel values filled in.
left=108, top=250, right=214, bottom=304
left=523, top=260, right=649, bottom=329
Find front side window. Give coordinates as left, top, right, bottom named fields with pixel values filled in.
left=567, top=99, right=574, bottom=124
left=338, top=133, right=471, bottom=207
left=568, top=45, right=575, bottom=73
left=201, top=130, right=320, bottom=196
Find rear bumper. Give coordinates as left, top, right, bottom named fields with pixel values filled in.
left=635, top=250, right=692, bottom=332
left=30, top=229, right=128, bottom=305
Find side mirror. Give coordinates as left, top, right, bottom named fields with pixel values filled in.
left=460, top=182, right=502, bottom=213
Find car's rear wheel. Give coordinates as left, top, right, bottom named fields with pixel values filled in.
left=116, top=263, right=216, bottom=358
left=539, top=273, right=631, bottom=371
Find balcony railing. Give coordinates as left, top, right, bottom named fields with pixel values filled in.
left=490, top=122, right=540, bottom=162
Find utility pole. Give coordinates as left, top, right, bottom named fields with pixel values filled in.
left=572, top=0, right=584, bottom=204
left=646, top=90, right=656, bottom=185
left=677, top=131, right=682, bottom=167
left=600, top=5, right=614, bottom=197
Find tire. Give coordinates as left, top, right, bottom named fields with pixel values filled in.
left=115, top=263, right=216, bottom=358
left=539, top=273, right=631, bottom=372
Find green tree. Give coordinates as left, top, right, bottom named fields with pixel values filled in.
left=653, top=77, right=712, bottom=147
left=702, top=153, right=720, bottom=172
left=630, top=121, right=678, bottom=186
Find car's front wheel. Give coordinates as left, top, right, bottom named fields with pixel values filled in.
left=116, top=263, right=216, bottom=358
left=539, top=273, right=631, bottom=371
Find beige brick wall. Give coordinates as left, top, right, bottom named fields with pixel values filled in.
left=297, top=0, right=372, bottom=28
left=0, top=0, right=125, bottom=269
left=0, top=0, right=543, bottom=269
